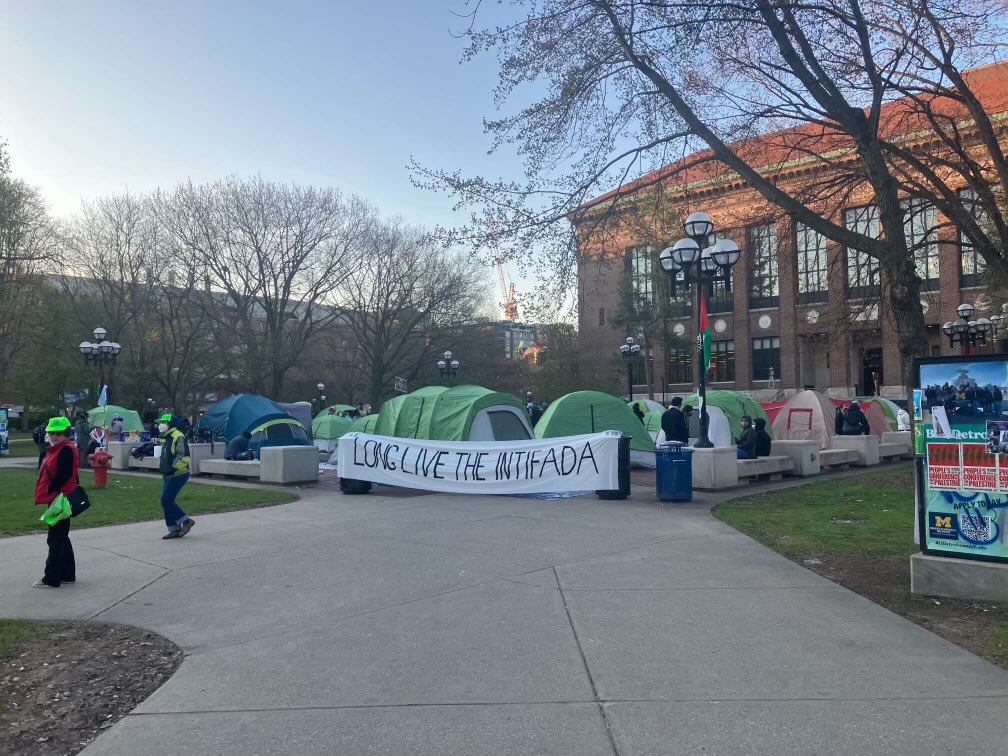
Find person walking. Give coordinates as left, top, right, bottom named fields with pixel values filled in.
left=33, top=417, right=78, bottom=588
left=157, top=413, right=195, bottom=540
left=32, top=421, right=48, bottom=469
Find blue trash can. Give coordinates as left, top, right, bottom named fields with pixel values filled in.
left=655, top=442, right=694, bottom=502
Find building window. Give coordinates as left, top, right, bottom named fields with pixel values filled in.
left=599, top=307, right=605, bottom=326
left=704, top=232, right=733, bottom=313
left=709, top=340, right=735, bottom=382
left=748, top=223, right=779, bottom=309
left=796, top=222, right=828, bottom=304
left=752, top=337, right=781, bottom=381
left=666, top=276, right=692, bottom=317
left=667, top=347, right=693, bottom=384
left=628, top=245, right=653, bottom=317
left=959, top=188, right=987, bottom=287
left=845, top=205, right=880, bottom=298
left=903, top=198, right=939, bottom=288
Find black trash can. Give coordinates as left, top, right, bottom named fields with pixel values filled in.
left=340, top=476, right=372, bottom=495
left=655, top=442, right=693, bottom=502
left=597, top=433, right=631, bottom=500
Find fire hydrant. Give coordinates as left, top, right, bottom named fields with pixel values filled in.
left=89, top=449, right=112, bottom=488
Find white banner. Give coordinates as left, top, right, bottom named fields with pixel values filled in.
left=337, top=431, right=620, bottom=494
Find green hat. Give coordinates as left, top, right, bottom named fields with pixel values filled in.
left=45, top=416, right=72, bottom=433
left=157, top=413, right=174, bottom=423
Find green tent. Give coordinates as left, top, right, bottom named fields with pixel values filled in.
left=425, top=385, right=528, bottom=441
left=682, top=390, right=771, bottom=442
left=314, top=404, right=356, bottom=420
left=642, top=410, right=664, bottom=435
left=371, top=384, right=532, bottom=441
left=87, top=405, right=144, bottom=433
left=391, top=385, right=448, bottom=438
left=373, top=394, right=409, bottom=437
left=312, top=414, right=354, bottom=440
left=350, top=414, right=378, bottom=433
left=860, top=396, right=898, bottom=430
left=535, top=391, right=655, bottom=454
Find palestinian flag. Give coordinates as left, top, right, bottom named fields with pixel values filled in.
left=697, top=294, right=711, bottom=375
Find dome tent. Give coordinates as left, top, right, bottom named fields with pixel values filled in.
left=859, top=396, right=899, bottom=430
left=643, top=410, right=664, bottom=440
left=350, top=414, right=378, bottom=433
left=682, top=390, right=771, bottom=448
left=369, top=384, right=532, bottom=442
left=87, top=405, right=144, bottom=434
left=277, top=402, right=312, bottom=435
left=312, top=414, right=355, bottom=453
left=535, top=390, right=656, bottom=467
left=629, top=398, right=665, bottom=414
left=833, top=398, right=891, bottom=437
left=770, top=390, right=836, bottom=449
left=315, top=404, right=356, bottom=420
left=195, top=394, right=310, bottom=453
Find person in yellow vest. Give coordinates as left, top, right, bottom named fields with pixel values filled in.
left=156, top=413, right=195, bottom=540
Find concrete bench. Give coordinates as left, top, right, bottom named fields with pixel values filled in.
left=691, top=447, right=739, bottom=490
left=260, top=445, right=319, bottom=485
left=879, top=442, right=906, bottom=460
left=769, top=440, right=820, bottom=477
left=820, top=448, right=860, bottom=469
left=128, top=456, right=161, bottom=471
left=737, top=455, right=795, bottom=482
left=200, top=459, right=262, bottom=479
left=831, top=435, right=880, bottom=466
left=107, top=441, right=142, bottom=471
left=881, top=431, right=913, bottom=458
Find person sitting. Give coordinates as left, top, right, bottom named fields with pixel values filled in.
left=225, top=430, right=251, bottom=460
left=735, top=415, right=757, bottom=459
left=842, top=400, right=870, bottom=435
left=753, top=417, right=772, bottom=457
left=834, top=406, right=845, bottom=435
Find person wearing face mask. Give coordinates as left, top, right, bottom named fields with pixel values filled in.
left=156, top=413, right=195, bottom=540
left=735, top=415, right=757, bottom=459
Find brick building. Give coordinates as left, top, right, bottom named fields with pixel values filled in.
left=576, top=62, right=1008, bottom=400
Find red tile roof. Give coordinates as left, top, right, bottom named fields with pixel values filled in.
left=581, top=60, right=1008, bottom=211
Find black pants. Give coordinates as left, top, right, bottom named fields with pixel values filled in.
left=43, top=518, right=75, bottom=587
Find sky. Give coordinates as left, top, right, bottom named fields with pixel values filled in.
left=0, top=0, right=528, bottom=309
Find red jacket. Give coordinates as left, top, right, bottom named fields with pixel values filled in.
left=34, top=440, right=79, bottom=505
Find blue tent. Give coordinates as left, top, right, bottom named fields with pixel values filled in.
left=196, top=394, right=307, bottom=447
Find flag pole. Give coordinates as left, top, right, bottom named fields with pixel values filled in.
left=696, top=281, right=713, bottom=448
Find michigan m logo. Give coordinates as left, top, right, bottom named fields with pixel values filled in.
left=934, top=515, right=952, bottom=529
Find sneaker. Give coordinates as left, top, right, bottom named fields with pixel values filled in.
left=33, top=580, right=58, bottom=588
left=62, top=579, right=76, bottom=584
left=162, top=530, right=182, bottom=540
left=179, top=518, right=195, bottom=537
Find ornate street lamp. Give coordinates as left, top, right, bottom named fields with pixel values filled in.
left=942, top=302, right=991, bottom=353
left=78, top=325, right=121, bottom=404
left=619, top=336, right=642, bottom=400
left=437, top=350, right=461, bottom=387
left=658, top=212, right=742, bottom=448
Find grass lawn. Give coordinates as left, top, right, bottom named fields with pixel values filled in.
left=0, top=619, right=41, bottom=659
left=3, top=438, right=40, bottom=459
left=714, top=466, right=1008, bottom=670
left=0, top=468, right=297, bottom=536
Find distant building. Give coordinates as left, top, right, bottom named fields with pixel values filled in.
left=574, top=62, right=1008, bottom=399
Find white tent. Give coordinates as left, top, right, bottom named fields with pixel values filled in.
left=770, top=390, right=835, bottom=450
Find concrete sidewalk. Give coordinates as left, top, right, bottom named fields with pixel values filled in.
left=1, top=481, right=1006, bottom=754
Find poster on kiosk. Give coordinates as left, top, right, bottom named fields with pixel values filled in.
left=915, top=354, right=1008, bottom=563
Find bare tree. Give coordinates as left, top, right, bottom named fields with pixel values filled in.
left=0, top=141, right=57, bottom=391
left=153, top=177, right=370, bottom=397
left=416, top=0, right=1008, bottom=387
left=337, top=219, right=490, bottom=406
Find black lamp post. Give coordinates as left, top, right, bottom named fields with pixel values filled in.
left=658, top=212, right=742, bottom=448
left=78, top=326, right=122, bottom=404
left=942, top=303, right=991, bottom=354
left=988, top=303, right=1008, bottom=352
left=619, top=336, right=641, bottom=400
left=316, top=382, right=326, bottom=413
left=437, top=350, right=461, bottom=387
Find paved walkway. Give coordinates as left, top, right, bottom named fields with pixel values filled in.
left=1, top=478, right=1006, bottom=754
